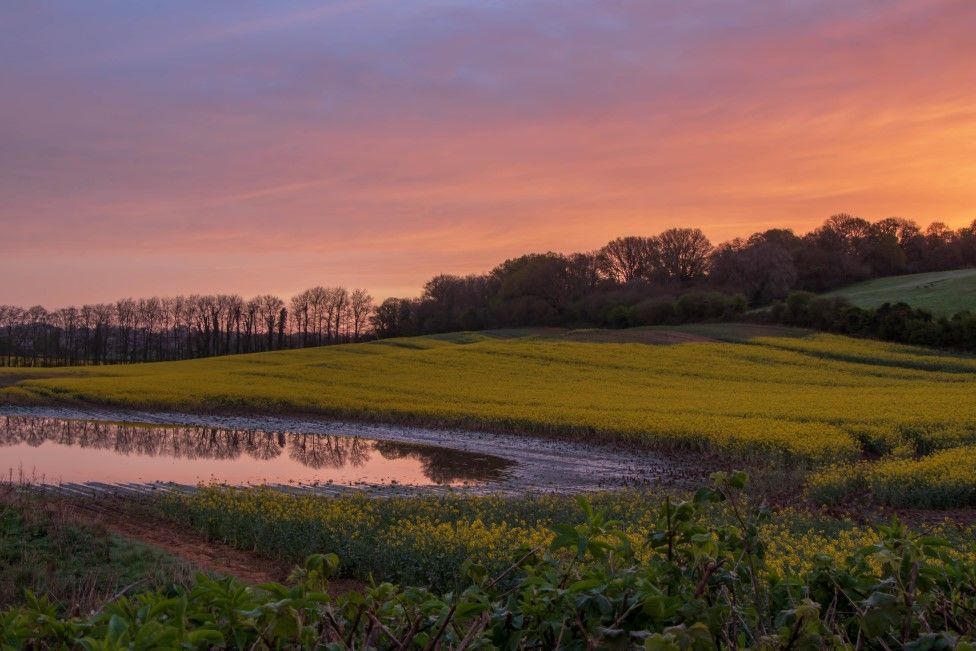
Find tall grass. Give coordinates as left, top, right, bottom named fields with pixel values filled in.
left=0, top=486, right=195, bottom=612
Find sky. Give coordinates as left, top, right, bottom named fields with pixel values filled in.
left=2, top=0, right=975, bottom=307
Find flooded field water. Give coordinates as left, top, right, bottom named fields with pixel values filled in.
left=0, top=416, right=513, bottom=487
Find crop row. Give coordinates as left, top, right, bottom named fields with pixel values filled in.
left=807, top=445, right=976, bottom=508
left=155, top=485, right=976, bottom=592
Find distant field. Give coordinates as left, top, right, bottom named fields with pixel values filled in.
left=3, top=324, right=976, bottom=465
left=826, top=268, right=976, bottom=316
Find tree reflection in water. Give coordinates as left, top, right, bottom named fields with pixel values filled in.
left=373, top=441, right=513, bottom=484
left=0, top=416, right=512, bottom=485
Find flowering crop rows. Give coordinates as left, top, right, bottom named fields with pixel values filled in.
left=5, top=329, right=976, bottom=504
left=157, top=486, right=976, bottom=592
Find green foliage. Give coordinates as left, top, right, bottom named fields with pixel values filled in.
left=4, top=473, right=975, bottom=649
left=827, top=268, right=976, bottom=317
left=767, top=289, right=976, bottom=353
left=155, top=488, right=639, bottom=591
left=601, top=291, right=745, bottom=328
left=0, top=495, right=194, bottom=614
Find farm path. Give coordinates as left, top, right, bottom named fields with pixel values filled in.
left=77, top=500, right=292, bottom=585
left=3, top=490, right=363, bottom=591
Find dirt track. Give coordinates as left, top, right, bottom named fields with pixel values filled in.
left=69, top=500, right=293, bottom=585
left=2, top=489, right=362, bottom=590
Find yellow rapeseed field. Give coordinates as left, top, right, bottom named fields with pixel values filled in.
left=808, top=445, right=976, bottom=507
left=3, top=329, right=976, bottom=464
left=157, top=487, right=976, bottom=590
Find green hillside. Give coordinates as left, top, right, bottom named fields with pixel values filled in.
left=826, top=268, right=976, bottom=316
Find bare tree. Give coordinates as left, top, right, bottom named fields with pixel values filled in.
left=0, top=306, right=24, bottom=366
left=655, top=228, right=712, bottom=284
left=243, top=298, right=260, bottom=353
left=349, top=289, right=374, bottom=341
left=290, top=291, right=311, bottom=347
left=222, top=294, right=244, bottom=355
left=305, top=287, right=323, bottom=345
left=254, top=295, right=285, bottom=351
left=136, top=297, right=162, bottom=362
left=597, top=236, right=658, bottom=283
left=323, top=287, right=348, bottom=344
left=115, top=299, right=136, bottom=362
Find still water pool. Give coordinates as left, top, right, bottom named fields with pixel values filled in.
left=0, top=416, right=513, bottom=487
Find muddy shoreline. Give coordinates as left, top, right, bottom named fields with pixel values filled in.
left=0, top=405, right=713, bottom=493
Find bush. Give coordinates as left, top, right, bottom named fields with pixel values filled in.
left=723, top=293, right=748, bottom=318
left=766, top=293, right=976, bottom=355
left=605, top=304, right=633, bottom=328
left=674, top=291, right=742, bottom=322
left=784, top=291, right=816, bottom=323
left=631, top=298, right=676, bottom=325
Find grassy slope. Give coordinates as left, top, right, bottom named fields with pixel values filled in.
left=2, top=325, right=976, bottom=462
left=826, top=268, right=976, bottom=316
left=0, top=494, right=193, bottom=611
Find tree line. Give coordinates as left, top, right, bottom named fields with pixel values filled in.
left=0, top=287, right=373, bottom=367
left=373, top=214, right=976, bottom=337
left=3, top=213, right=975, bottom=365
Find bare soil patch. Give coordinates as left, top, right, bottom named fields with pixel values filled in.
left=561, top=328, right=715, bottom=345
left=79, top=502, right=292, bottom=585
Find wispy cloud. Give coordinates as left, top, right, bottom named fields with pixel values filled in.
left=1, top=0, right=974, bottom=305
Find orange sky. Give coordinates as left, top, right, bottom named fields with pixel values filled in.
left=1, top=0, right=974, bottom=306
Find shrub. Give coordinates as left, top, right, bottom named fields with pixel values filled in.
left=605, top=304, right=633, bottom=328
left=631, top=297, right=676, bottom=325
left=764, top=293, right=976, bottom=355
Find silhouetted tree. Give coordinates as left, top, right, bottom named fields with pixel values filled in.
left=350, top=289, right=374, bottom=341
left=655, top=228, right=712, bottom=284
left=5, top=214, right=976, bottom=365
left=255, top=295, right=285, bottom=351
left=490, top=253, right=572, bottom=327
left=597, top=237, right=658, bottom=283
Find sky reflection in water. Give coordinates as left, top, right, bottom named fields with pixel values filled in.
left=0, top=416, right=512, bottom=487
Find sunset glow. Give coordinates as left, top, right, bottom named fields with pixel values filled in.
left=2, top=1, right=974, bottom=305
